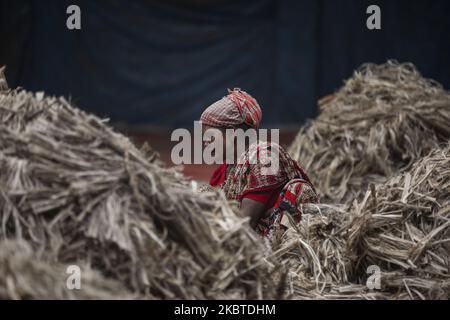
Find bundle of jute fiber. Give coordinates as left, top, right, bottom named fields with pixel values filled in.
left=289, top=61, right=450, bottom=203
left=275, top=144, right=450, bottom=299
left=0, top=71, right=281, bottom=299
left=272, top=204, right=387, bottom=299
left=0, top=240, right=133, bottom=299
left=271, top=204, right=360, bottom=299
left=344, top=145, right=450, bottom=299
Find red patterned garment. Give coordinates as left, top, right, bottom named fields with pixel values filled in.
left=210, top=141, right=319, bottom=239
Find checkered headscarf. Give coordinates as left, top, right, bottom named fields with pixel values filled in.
left=200, top=88, right=262, bottom=129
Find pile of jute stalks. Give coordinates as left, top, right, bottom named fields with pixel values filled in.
left=275, top=144, right=450, bottom=299
left=0, top=67, right=282, bottom=299
left=1, top=61, right=449, bottom=300
left=280, top=61, right=450, bottom=299
left=289, top=61, right=450, bottom=203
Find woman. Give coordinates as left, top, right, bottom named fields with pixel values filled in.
left=201, top=88, right=319, bottom=240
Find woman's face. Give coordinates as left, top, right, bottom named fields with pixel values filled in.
left=202, top=124, right=235, bottom=163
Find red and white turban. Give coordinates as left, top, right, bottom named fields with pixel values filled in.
left=200, top=88, right=262, bottom=129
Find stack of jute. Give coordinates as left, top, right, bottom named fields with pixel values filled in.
left=0, top=240, right=133, bottom=299
left=0, top=68, right=281, bottom=299
left=283, top=61, right=450, bottom=299
left=2, top=61, right=449, bottom=300
left=275, top=144, right=450, bottom=299
left=289, top=61, right=450, bottom=203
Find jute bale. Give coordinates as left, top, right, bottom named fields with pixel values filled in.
left=289, top=61, right=450, bottom=203
left=0, top=70, right=281, bottom=299
left=0, top=240, right=133, bottom=299
left=344, top=145, right=450, bottom=299
left=276, top=144, right=450, bottom=299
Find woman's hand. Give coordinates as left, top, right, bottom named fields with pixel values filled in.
left=240, top=198, right=267, bottom=229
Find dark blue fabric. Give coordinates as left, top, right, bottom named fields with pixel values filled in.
left=16, top=0, right=279, bottom=127
left=1, top=0, right=450, bottom=127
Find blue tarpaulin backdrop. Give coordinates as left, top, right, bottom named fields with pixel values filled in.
left=1, top=0, right=450, bottom=127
